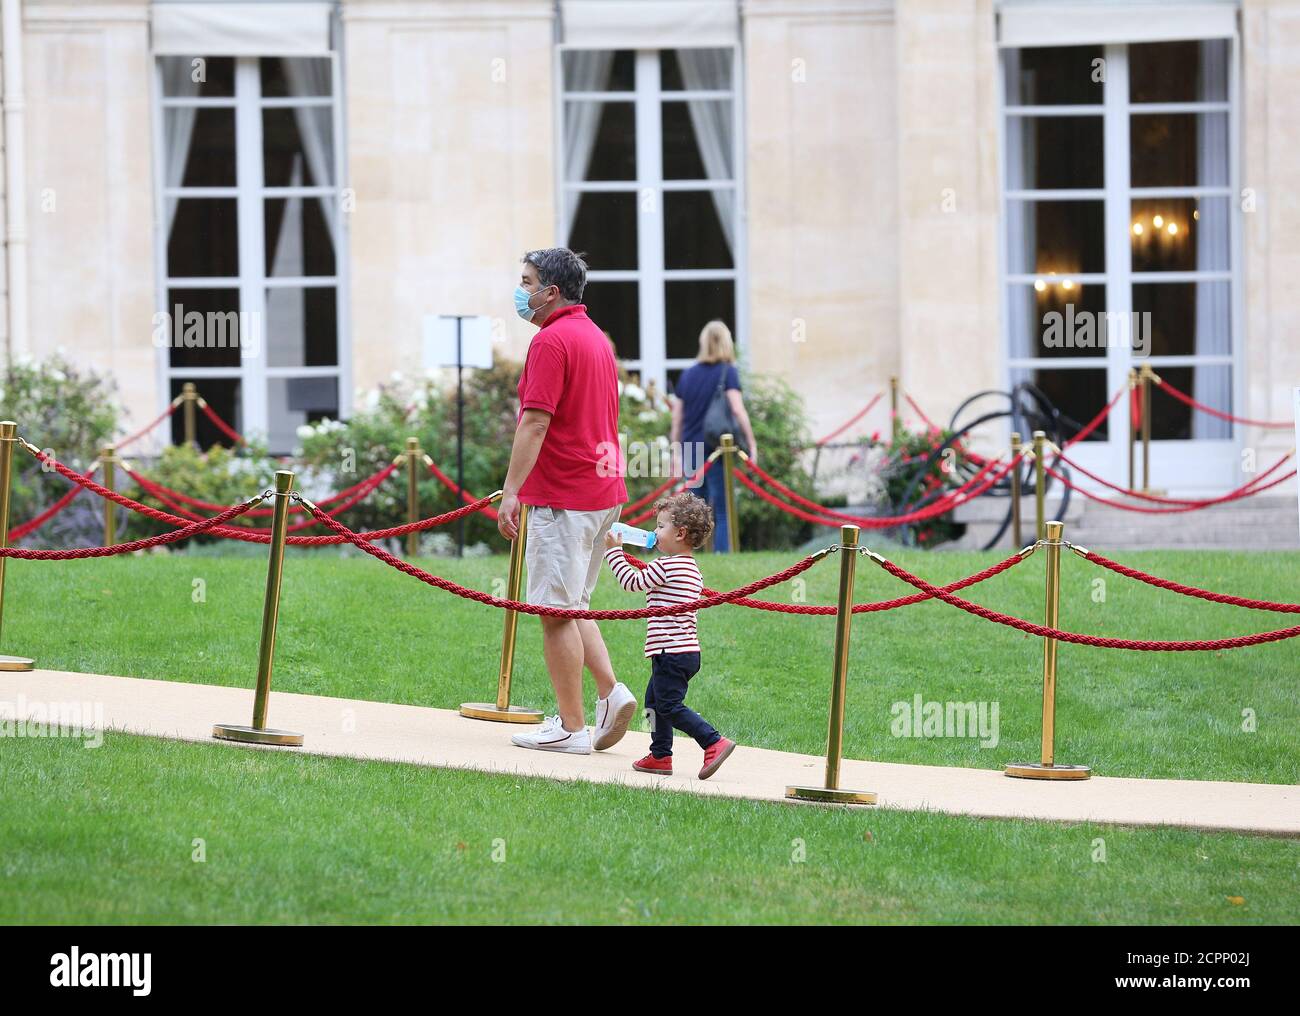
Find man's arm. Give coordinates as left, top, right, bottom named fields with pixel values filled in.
left=497, top=408, right=551, bottom=540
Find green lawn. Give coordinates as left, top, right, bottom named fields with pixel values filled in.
left=2, top=733, right=1295, bottom=925
left=5, top=546, right=1298, bottom=783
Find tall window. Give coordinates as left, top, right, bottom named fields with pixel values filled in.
left=558, top=48, right=740, bottom=392
left=155, top=55, right=346, bottom=452
left=1002, top=39, right=1236, bottom=481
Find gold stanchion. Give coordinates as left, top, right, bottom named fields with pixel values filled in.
left=405, top=436, right=421, bottom=558
left=889, top=375, right=900, bottom=442
left=787, top=525, right=877, bottom=805
left=0, top=422, right=34, bottom=672
left=100, top=446, right=116, bottom=548
left=1127, top=367, right=1138, bottom=491
left=1032, top=430, right=1046, bottom=541
left=1010, top=431, right=1023, bottom=548
left=720, top=433, right=740, bottom=553
left=461, top=503, right=543, bottom=723
left=213, top=470, right=304, bottom=746
left=1006, top=520, right=1090, bottom=780
left=1138, top=363, right=1164, bottom=494
left=182, top=382, right=198, bottom=448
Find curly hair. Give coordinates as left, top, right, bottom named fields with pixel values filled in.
left=652, top=492, right=715, bottom=550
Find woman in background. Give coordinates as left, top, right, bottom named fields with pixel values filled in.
left=669, top=320, right=758, bottom=552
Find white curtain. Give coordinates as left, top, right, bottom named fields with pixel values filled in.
left=562, top=51, right=615, bottom=243
left=677, top=48, right=735, bottom=255
left=1192, top=39, right=1230, bottom=440
left=1004, top=49, right=1037, bottom=360
left=282, top=58, right=337, bottom=248
left=162, top=58, right=202, bottom=238
left=267, top=158, right=306, bottom=366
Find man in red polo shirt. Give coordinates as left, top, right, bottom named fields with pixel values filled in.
left=498, top=248, right=636, bottom=755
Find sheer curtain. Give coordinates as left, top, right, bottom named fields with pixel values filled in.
left=1003, top=50, right=1038, bottom=361
left=1192, top=39, right=1230, bottom=440
left=282, top=57, right=337, bottom=247
left=562, top=50, right=615, bottom=242
left=677, top=48, right=735, bottom=255
left=162, top=58, right=202, bottom=238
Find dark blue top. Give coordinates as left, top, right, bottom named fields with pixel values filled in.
left=674, top=361, right=741, bottom=451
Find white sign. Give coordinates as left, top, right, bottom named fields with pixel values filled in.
left=422, top=315, right=494, bottom=371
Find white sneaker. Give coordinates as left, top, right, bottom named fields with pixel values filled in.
left=592, top=682, right=637, bottom=751
left=511, top=715, right=592, bottom=755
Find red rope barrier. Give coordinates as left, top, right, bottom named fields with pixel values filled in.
left=742, top=453, right=1003, bottom=526
left=1079, top=551, right=1300, bottom=613
left=425, top=457, right=499, bottom=521
left=1063, top=386, right=1127, bottom=449
left=1156, top=377, right=1291, bottom=429
left=1054, top=448, right=1293, bottom=506
left=1044, top=461, right=1296, bottom=514
left=815, top=392, right=883, bottom=446
left=199, top=401, right=246, bottom=444
left=27, top=446, right=492, bottom=546
left=617, top=546, right=1031, bottom=615
left=296, top=496, right=826, bottom=619
left=125, top=460, right=400, bottom=516
left=873, top=555, right=1300, bottom=651
left=126, top=463, right=394, bottom=534
left=114, top=403, right=178, bottom=451
left=735, top=453, right=1015, bottom=529
left=0, top=496, right=264, bottom=560
left=903, top=392, right=939, bottom=432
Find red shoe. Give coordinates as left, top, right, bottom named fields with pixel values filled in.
left=633, top=754, right=673, bottom=775
left=699, top=737, right=736, bottom=780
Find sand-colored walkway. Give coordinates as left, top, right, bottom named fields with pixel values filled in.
left=5, top=669, right=1296, bottom=837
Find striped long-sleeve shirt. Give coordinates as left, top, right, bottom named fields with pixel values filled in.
left=604, top=548, right=704, bottom=657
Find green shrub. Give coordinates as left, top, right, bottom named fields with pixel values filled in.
left=1, top=354, right=121, bottom=546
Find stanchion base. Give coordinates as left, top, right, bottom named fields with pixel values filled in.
left=212, top=723, right=304, bottom=747
left=785, top=785, right=877, bottom=806
left=1005, top=762, right=1091, bottom=780
left=459, top=702, right=544, bottom=724
left=0, top=654, right=35, bottom=672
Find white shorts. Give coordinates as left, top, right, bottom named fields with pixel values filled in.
left=524, top=504, right=623, bottom=611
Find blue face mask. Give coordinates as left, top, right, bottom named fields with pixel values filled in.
left=514, top=284, right=552, bottom=322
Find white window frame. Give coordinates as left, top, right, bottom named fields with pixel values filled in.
left=150, top=53, right=352, bottom=448
left=997, top=37, right=1242, bottom=493
left=554, top=44, right=747, bottom=391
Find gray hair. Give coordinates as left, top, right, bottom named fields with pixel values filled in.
left=522, top=248, right=588, bottom=302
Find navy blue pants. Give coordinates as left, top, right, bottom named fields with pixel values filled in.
left=701, top=457, right=730, bottom=552
left=645, top=651, right=720, bottom=759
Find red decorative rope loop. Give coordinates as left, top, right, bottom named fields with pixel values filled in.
left=873, top=556, right=1300, bottom=651
left=115, top=403, right=178, bottom=451
left=1054, top=448, right=1292, bottom=506
left=425, top=456, right=499, bottom=520
left=1080, top=551, right=1300, bottom=613
left=0, top=496, right=264, bottom=559
left=1044, top=460, right=1296, bottom=514
left=1156, top=377, right=1291, bottom=429
left=815, top=392, right=883, bottom=446
left=199, top=401, right=246, bottom=444
left=297, top=496, right=825, bottom=619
